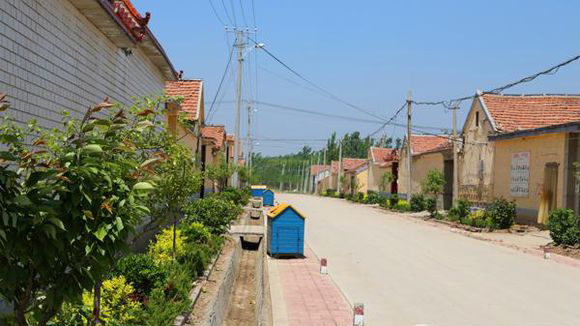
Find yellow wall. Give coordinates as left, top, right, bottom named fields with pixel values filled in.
left=458, top=99, right=495, bottom=204
left=356, top=168, right=369, bottom=194
left=493, top=133, right=567, bottom=221
left=399, top=149, right=446, bottom=199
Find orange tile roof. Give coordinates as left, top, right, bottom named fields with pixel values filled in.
left=310, top=165, right=330, bottom=175
left=481, top=94, right=580, bottom=133
left=410, top=135, right=452, bottom=155
left=370, top=147, right=398, bottom=163
left=330, top=159, right=367, bottom=174
left=201, top=125, right=226, bottom=150
left=165, top=80, right=202, bottom=121
left=111, top=0, right=149, bottom=42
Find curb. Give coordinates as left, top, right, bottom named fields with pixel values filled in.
left=305, top=242, right=353, bottom=308
left=173, top=237, right=228, bottom=326
left=375, top=206, right=580, bottom=269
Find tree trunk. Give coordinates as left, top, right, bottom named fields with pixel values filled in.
left=172, top=209, right=178, bottom=259
left=92, top=281, right=102, bottom=325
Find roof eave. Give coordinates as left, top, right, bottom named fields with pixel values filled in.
left=476, top=90, right=498, bottom=132
left=488, top=121, right=580, bottom=141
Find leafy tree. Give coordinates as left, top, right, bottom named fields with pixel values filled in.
left=205, top=151, right=234, bottom=192
left=379, top=171, right=395, bottom=193
left=421, top=170, right=445, bottom=197
left=0, top=99, right=155, bottom=325
left=146, top=142, right=202, bottom=258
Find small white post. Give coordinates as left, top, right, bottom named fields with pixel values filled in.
left=353, top=303, right=364, bottom=326
left=543, top=247, right=551, bottom=260
left=320, top=258, right=328, bottom=275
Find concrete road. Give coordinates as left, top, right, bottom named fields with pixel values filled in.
left=277, top=193, right=580, bottom=326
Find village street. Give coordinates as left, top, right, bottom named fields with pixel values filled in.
left=277, top=193, right=580, bottom=326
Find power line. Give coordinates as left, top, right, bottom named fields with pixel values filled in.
left=207, top=0, right=227, bottom=25
left=412, top=54, right=580, bottom=108
left=254, top=100, right=383, bottom=125
left=251, top=0, right=257, bottom=27
left=238, top=0, right=248, bottom=26
left=228, top=0, right=238, bottom=26
left=247, top=37, right=388, bottom=122
left=367, top=101, right=408, bottom=138
left=207, top=39, right=236, bottom=122
left=219, top=0, right=234, bottom=25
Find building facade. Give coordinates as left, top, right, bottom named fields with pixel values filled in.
left=398, top=134, right=453, bottom=208
left=0, top=0, right=176, bottom=132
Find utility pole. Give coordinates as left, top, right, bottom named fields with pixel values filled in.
left=452, top=104, right=459, bottom=204
left=232, top=30, right=244, bottom=188
left=337, top=141, right=343, bottom=192
left=407, top=90, right=413, bottom=198
left=315, top=151, right=321, bottom=194
left=279, top=163, right=285, bottom=191
left=298, top=161, right=303, bottom=192
left=308, top=156, right=313, bottom=193
left=246, top=103, right=252, bottom=167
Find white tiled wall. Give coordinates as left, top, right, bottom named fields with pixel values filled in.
left=0, top=0, right=167, bottom=131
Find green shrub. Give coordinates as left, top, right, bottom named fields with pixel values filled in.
left=58, top=276, right=142, bottom=326
left=410, top=194, right=426, bottom=212
left=486, top=198, right=516, bottom=229
left=393, top=200, right=410, bottom=211
left=137, top=264, right=191, bottom=326
left=425, top=197, right=437, bottom=217
left=148, top=227, right=186, bottom=265
left=367, top=191, right=386, bottom=205
left=448, top=198, right=472, bottom=221
left=114, top=254, right=167, bottom=296
left=389, top=193, right=399, bottom=207
left=180, top=221, right=211, bottom=244
left=547, top=209, right=580, bottom=246
left=184, top=197, right=241, bottom=235
left=210, top=187, right=250, bottom=206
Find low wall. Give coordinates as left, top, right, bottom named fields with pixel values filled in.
left=205, top=237, right=242, bottom=326
left=255, top=242, right=273, bottom=326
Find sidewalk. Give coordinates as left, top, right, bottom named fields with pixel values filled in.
left=268, top=245, right=352, bottom=326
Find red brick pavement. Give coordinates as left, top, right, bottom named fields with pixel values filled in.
left=272, top=246, right=352, bottom=326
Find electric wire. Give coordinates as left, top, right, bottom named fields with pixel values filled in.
left=207, top=0, right=227, bottom=25
left=219, top=0, right=234, bottom=25
left=247, top=37, right=389, bottom=122
left=228, top=0, right=238, bottom=26
left=238, top=0, right=248, bottom=27
left=207, top=39, right=236, bottom=123
left=412, top=54, right=580, bottom=109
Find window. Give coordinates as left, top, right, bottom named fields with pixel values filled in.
left=475, top=111, right=480, bottom=127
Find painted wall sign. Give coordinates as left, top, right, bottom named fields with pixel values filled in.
left=510, top=152, right=529, bottom=197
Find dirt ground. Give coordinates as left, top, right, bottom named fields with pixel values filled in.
left=544, top=243, right=580, bottom=259
left=185, top=236, right=236, bottom=326
left=223, top=239, right=259, bottom=326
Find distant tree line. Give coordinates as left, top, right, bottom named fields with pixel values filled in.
left=251, top=131, right=401, bottom=190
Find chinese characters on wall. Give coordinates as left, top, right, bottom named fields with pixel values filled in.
left=510, top=152, right=529, bottom=197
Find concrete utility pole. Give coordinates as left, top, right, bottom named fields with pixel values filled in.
left=407, top=90, right=413, bottom=198
left=298, top=161, right=303, bottom=192
left=337, top=141, right=343, bottom=192
left=308, top=156, right=313, bottom=193
left=232, top=30, right=244, bottom=188
left=279, top=163, right=285, bottom=191
left=452, top=105, right=459, bottom=204
left=246, top=103, right=252, bottom=167
left=315, top=151, right=321, bottom=194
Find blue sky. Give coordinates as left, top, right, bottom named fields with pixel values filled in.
left=132, top=0, right=580, bottom=155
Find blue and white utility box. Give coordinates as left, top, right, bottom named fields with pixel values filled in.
left=267, top=203, right=305, bottom=257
